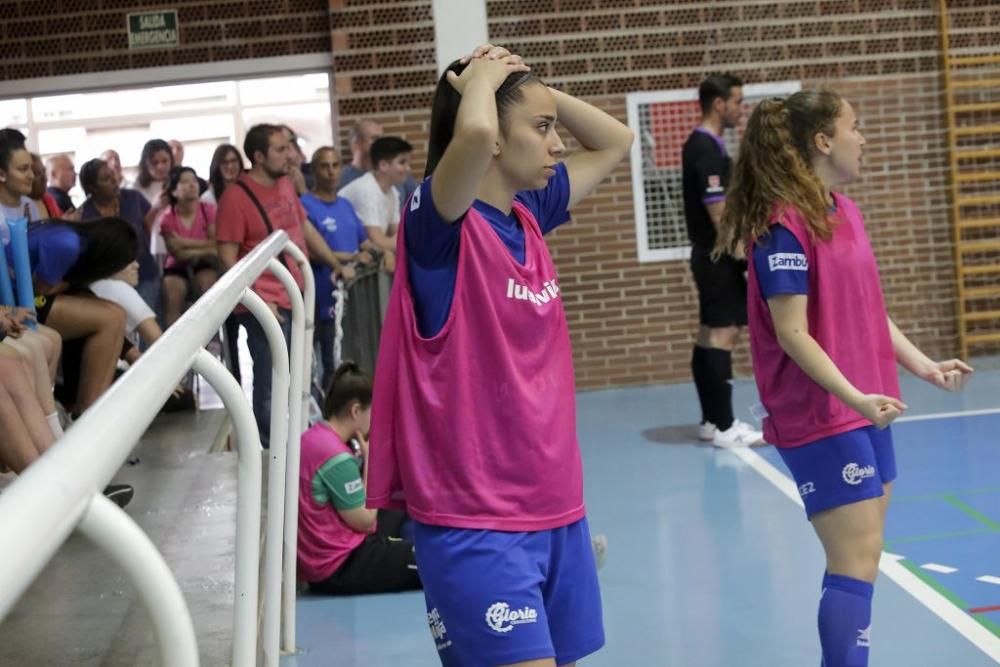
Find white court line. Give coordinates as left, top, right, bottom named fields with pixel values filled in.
left=895, top=407, right=1000, bottom=423
left=922, top=563, right=959, bottom=574
left=730, top=447, right=1000, bottom=663
left=977, top=575, right=1000, bottom=586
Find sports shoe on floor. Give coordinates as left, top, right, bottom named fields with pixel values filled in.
left=103, top=484, right=134, bottom=509
left=712, top=420, right=764, bottom=448
left=736, top=420, right=767, bottom=445
left=697, top=422, right=717, bottom=441
left=591, top=533, right=608, bottom=571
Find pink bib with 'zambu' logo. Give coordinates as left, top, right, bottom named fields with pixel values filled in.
left=747, top=194, right=901, bottom=447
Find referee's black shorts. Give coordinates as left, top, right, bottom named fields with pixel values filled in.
left=690, top=245, right=748, bottom=328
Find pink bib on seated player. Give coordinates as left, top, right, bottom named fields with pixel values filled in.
left=297, top=423, right=368, bottom=582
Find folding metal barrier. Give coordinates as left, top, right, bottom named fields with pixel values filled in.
left=0, top=230, right=314, bottom=667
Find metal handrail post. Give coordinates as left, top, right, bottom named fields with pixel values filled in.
left=0, top=231, right=296, bottom=666
left=279, top=242, right=314, bottom=653
left=242, top=281, right=291, bottom=667
left=78, top=494, right=199, bottom=666
left=284, top=240, right=316, bottom=432
left=191, top=346, right=264, bottom=667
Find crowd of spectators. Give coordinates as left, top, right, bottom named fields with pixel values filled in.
left=0, top=119, right=413, bottom=523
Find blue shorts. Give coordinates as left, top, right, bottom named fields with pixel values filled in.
left=413, top=517, right=605, bottom=667
left=778, top=425, right=897, bottom=518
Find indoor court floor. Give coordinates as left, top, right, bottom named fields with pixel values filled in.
left=284, top=366, right=1000, bottom=666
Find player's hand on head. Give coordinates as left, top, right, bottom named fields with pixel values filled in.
left=925, top=359, right=973, bottom=392
left=462, top=44, right=516, bottom=63
left=853, top=393, right=907, bottom=429
left=448, top=51, right=529, bottom=94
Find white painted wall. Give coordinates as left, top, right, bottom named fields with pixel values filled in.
left=431, top=0, right=489, bottom=74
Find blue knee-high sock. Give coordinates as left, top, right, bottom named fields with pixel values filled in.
left=818, top=573, right=873, bottom=667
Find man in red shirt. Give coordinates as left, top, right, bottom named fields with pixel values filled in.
left=216, top=124, right=352, bottom=447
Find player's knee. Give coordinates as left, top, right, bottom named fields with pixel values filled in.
left=861, top=530, right=883, bottom=569
left=831, top=532, right=882, bottom=582
left=99, top=300, right=128, bottom=332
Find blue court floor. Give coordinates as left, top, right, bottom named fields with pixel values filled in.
left=283, top=366, right=1000, bottom=666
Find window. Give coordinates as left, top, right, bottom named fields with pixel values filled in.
left=627, top=81, right=802, bottom=262
left=4, top=72, right=333, bottom=206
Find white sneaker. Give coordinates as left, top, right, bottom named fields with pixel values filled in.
left=734, top=419, right=766, bottom=445
left=712, top=420, right=764, bottom=448
left=591, top=534, right=608, bottom=571
left=697, top=422, right=717, bottom=441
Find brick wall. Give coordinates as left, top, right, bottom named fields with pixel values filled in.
left=4, top=0, right=997, bottom=389
left=0, top=0, right=331, bottom=80
left=329, top=0, right=437, bottom=174
left=332, top=0, right=999, bottom=389
left=483, top=0, right=999, bottom=388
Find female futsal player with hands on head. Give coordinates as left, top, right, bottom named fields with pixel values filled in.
left=366, top=44, right=632, bottom=667
left=716, top=89, right=973, bottom=667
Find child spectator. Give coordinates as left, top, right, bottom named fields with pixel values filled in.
left=160, top=166, right=219, bottom=328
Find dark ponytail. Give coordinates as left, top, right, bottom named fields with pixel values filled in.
left=424, top=59, right=538, bottom=178
left=322, top=361, right=373, bottom=419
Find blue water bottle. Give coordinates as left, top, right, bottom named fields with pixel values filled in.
left=0, top=221, right=15, bottom=306
left=7, top=217, right=37, bottom=329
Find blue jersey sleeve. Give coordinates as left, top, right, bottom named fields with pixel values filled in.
left=404, top=177, right=461, bottom=270
left=752, top=224, right=809, bottom=299
left=514, top=162, right=571, bottom=234
left=403, top=178, right=461, bottom=338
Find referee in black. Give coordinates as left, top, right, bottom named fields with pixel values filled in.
left=682, top=74, right=763, bottom=448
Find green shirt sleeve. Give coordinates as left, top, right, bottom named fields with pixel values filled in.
left=312, top=453, right=365, bottom=510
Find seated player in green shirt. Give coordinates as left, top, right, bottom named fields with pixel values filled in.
left=296, top=361, right=421, bottom=595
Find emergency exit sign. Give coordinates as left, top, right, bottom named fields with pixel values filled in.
left=127, top=10, right=179, bottom=49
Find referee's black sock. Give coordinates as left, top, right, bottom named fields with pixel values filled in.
left=702, top=347, right=735, bottom=431
left=691, top=345, right=714, bottom=425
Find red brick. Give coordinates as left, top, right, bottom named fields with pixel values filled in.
left=0, top=0, right=972, bottom=387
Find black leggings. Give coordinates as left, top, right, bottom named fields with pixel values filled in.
left=308, top=510, right=422, bottom=596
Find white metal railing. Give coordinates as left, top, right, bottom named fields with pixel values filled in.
left=0, top=230, right=314, bottom=666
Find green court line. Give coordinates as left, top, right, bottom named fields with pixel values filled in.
left=885, top=527, right=999, bottom=547
left=899, top=559, right=1000, bottom=639
left=941, top=495, right=1000, bottom=531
